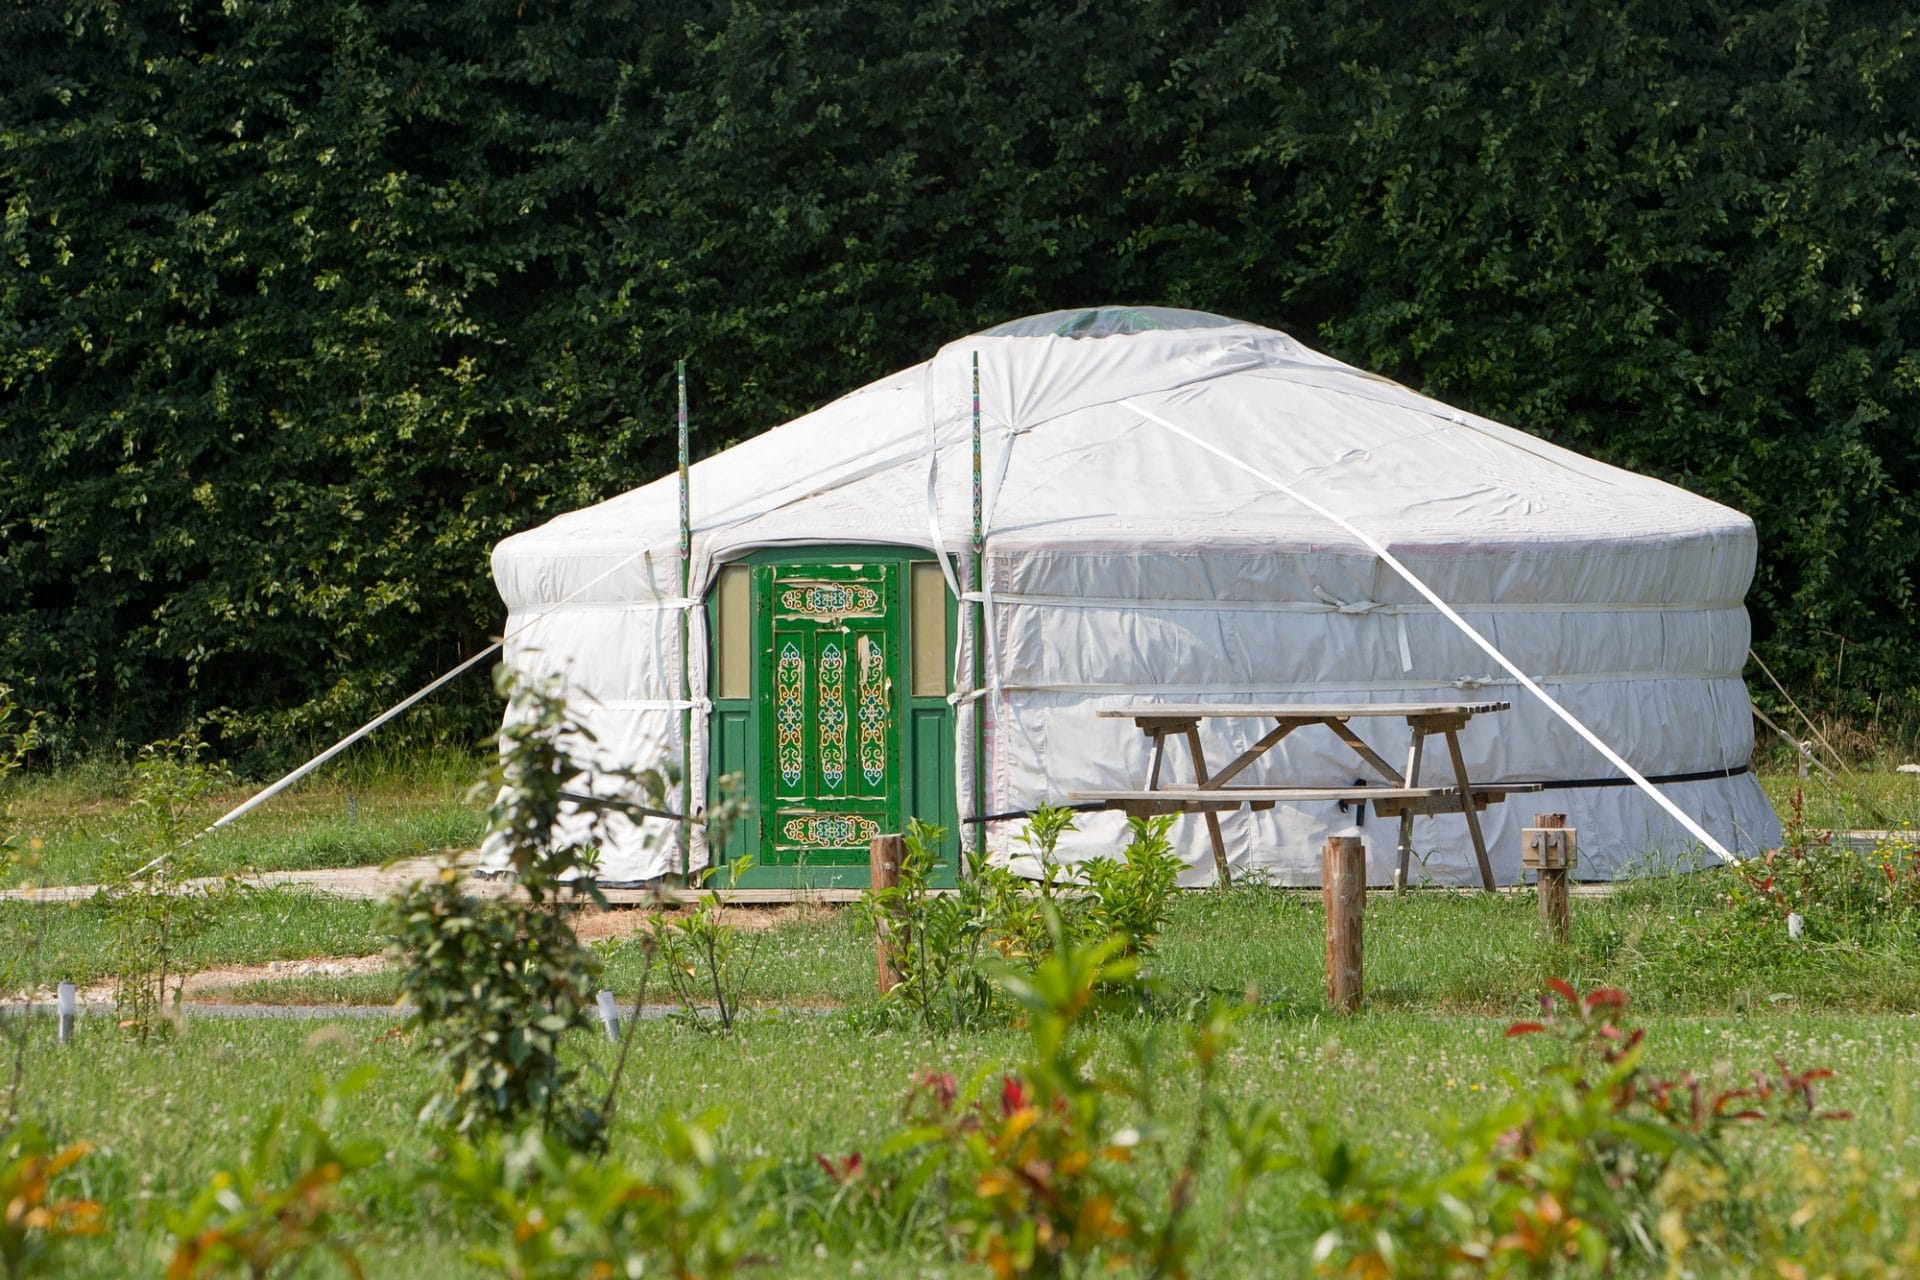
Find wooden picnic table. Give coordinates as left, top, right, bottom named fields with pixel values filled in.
left=1068, top=701, right=1540, bottom=890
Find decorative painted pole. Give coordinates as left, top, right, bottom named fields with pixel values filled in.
left=971, top=351, right=986, bottom=862
left=678, top=360, right=693, bottom=881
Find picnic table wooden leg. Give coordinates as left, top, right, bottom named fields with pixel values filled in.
left=1146, top=730, right=1168, bottom=789
left=1443, top=729, right=1497, bottom=891
left=1396, top=731, right=1426, bottom=891
left=1182, top=727, right=1233, bottom=888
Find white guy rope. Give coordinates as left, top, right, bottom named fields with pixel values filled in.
left=1118, top=397, right=1738, bottom=864
left=191, top=537, right=677, bottom=853
left=204, top=642, right=503, bottom=834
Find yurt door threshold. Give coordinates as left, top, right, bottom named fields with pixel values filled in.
left=706, top=545, right=960, bottom=889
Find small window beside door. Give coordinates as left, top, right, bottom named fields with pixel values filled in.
left=715, top=564, right=751, bottom=700
left=909, top=561, right=948, bottom=697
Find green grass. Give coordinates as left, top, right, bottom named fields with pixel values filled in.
left=2, top=753, right=1918, bottom=1274
left=217, top=970, right=405, bottom=1006
left=3, top=854, right=1918, bottom=1274
left=12, top=998, right=1919, bottom=1277
left=1757, top=763, right=1920, bottom=833
left=2, top=889, right=391, bottom=991
left=1, top=746, right=485, bottom=888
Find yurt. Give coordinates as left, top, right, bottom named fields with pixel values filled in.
left=489, top=306, right=1780, bottom=888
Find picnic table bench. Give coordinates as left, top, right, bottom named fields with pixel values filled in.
left=1067, top=701, right=1541, bottom=890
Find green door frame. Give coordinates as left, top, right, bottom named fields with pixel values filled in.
left=705, top=544, right=959, bottom=888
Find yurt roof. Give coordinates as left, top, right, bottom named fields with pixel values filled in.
left=494, top=307, right=1752, bottom=610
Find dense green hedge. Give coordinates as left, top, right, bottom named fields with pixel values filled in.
left=3, top=0, right=1915, bottom=762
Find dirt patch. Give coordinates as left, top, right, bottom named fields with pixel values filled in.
left=571, top=901, right=839, bottom=939
left=44, top=902, right=844, bottom=1005
left=72, top=952, right=393, bottom=1005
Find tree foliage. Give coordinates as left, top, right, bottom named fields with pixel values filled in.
left=4, top=0, right=1915, bottom=757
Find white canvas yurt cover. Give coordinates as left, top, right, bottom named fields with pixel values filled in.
left=491, top=306, right=1779, bottom=885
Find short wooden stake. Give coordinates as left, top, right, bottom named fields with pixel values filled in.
left=1322, top=836, right=1365, bottom=1013
left=1522, top=813, right=1576, bottom=944
left=870, top=834, right=906, bottom=993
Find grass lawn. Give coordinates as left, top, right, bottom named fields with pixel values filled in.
left=3, top=756, right=1919, bottom=1275
left=7, top=873, right=1920, bottom=1275
left=2, top=889, right=392, bottom=992
left=1757, top=761, right=1920, bottom=832
left=1, top=746, right=485, bottom=888
left=13, top=981, right=1919, bottom=1276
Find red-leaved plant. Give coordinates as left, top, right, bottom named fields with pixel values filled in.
left=1310, top=979, right=1849, bottom=1277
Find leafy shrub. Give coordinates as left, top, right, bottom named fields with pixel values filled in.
left=389, top=671, right=613, bottom=1148
left=1725, top=788, right=1920, bottom=946
left=643, top=859, right=757, bottom=1034
left=101, top=736, right=243, bottom=1042
left=1080, top=814, right=1183, bottom=961
left=163, top=1069, right=382, bottom=1279
left=863, top=808, right=1188, bottom=1031
left=391, top=669, right=741, bottom=1147
left=818, top=911, right=1287, bottom=1279
left=1308, top=979, right=1849, bottom=1277
left=861, top=819, right=1024, bottom=1032
left=435, top=1111, right=771, bottom=1280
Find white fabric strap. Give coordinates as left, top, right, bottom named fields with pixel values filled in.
left=1002, top=668, right=1739, bottom=696
left=1118, top=397, right=1737, bottom=863
left=975, top=591, right=1742, bottom=615
left=1311, top=585, right=1387, bottom=614
left=923, top=359, right=965, bottom=604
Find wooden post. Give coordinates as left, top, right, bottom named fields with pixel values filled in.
left=870, top=833, right=907, bottom=992
left=1322, top=835, right=1365, bottom=1013
left=1522, top=813, right=1576, bottom=944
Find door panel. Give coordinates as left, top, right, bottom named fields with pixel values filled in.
left=759, top=564, right=899, bottom=866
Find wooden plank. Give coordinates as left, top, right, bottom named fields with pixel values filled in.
left=1128, top=716, right=1202, bottom=734
left=1323, top=718, right=1408, bottom=785
left=1183, top=726, right=1234, bottom=887
left=1444, top=729, right=1497, bottom=892
left=1068, top=786, right=1453, bottom=804
left=1098, top=701, right=1509, bottom=719
left=1406, top=711, right=1474, bottom=734
left=1396, top=730, right=1426, bottom=890
left=1200, top=719, right=1299, bottom=789
left=1370, top=787, right=1541, bottom=818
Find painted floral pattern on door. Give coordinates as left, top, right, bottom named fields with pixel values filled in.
left=779, top=812, right=882, bottom=848
left=818, top=641, right=847, bottom=789
left=775, top=641, right=805, bottom=789
left=857, top=635, right=888, bottom=787
left=778, top=583, right=881, bottom=617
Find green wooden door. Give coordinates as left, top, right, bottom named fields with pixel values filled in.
left=757, top=563, right=901, bottom=865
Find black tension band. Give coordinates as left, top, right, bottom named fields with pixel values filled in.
left=1544, top=764, right=1751, bottom=790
